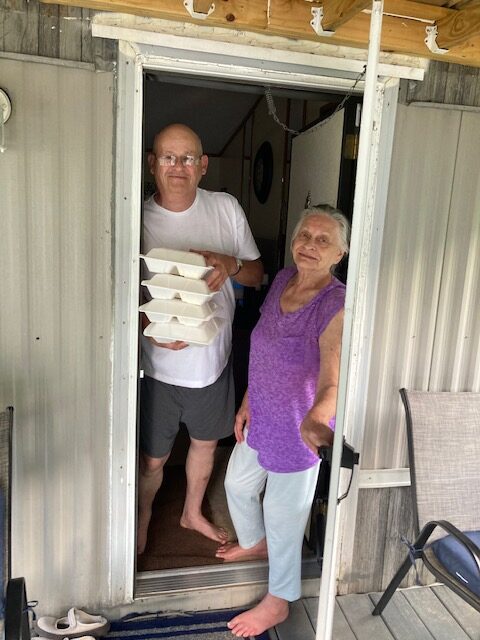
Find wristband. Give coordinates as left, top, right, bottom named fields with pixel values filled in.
left=232, top=257, right=243, bottom=277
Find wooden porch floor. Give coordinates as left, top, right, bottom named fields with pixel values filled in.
left=269, top=586, right=480, bottom=640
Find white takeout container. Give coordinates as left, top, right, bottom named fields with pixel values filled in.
left=139, top=299, right=218, bottom=327
left=140, top=248, right=213, bottom=279
left=144, top=317, right=223, bottom=346
left=141, top=274, right=217, bottom=304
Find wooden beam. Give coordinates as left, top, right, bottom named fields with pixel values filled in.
left=321, top=0, right=372, bottom=32
left=436, top=4, right=480, bottom=50
left=38, top=0, right=480, bottom=67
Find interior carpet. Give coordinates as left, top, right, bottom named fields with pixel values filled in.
left=137, top=463, right=231, bottom=571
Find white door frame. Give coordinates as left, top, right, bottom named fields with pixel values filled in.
left=97, top=16, right=417, bottom=634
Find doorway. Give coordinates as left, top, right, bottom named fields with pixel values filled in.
left=137, top=71, right=360, bottom=580
left=105, top=32, right=406, bottom=620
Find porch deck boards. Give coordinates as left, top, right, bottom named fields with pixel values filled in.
left=269, top=586, right=480, bottom=640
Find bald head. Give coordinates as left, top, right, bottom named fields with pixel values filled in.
left=153, top=124, right=203, bottom=157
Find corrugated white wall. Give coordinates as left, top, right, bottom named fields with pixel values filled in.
left=0, top=57, right=114, bottom=612
left=362, top=104, right=480, bottom=469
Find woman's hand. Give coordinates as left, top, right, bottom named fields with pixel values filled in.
left=301, top=412, right=334, bottom=455
left=234, top=392, right=250, bottom=443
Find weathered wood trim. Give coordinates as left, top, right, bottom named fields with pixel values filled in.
left=3, top=0, right=40, bottom=55
left=0, top=0, right=116, bottom=69
left=38, top=0, right=480, bottom=67
left=0, top=50, right=95, bottom=69
left=402, top=59, right=480, bottom=106
left=92, top=15, right=425, bottom=81
left=358, top=467, right=411, bottom=488
left=343, top=487, right=434, bottom=594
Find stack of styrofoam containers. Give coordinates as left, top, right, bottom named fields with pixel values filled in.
left=140, top=248, right=223, bottom=346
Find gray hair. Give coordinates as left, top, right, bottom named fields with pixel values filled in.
left=290, top=204, right=350, bottom=255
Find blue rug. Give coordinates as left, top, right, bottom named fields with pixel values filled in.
left=105, top=609, right=270, bottom=640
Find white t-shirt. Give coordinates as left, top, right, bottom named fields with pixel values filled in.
left=141, top=189, right=261, bottom=388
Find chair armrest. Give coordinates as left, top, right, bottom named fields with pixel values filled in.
left=420, top=520, right=480, bottom=574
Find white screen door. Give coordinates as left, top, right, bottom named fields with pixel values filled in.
left=285, top=110, right=345, bottom=267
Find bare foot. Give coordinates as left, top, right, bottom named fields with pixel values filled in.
left=180, top=513, right=229, bottom=543
left=216, top=538, right=268, bottom=562
left=227, top=593, right=289, bottom=637
left=137, top=508, right=152, bottom=555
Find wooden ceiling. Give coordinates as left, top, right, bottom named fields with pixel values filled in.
left=40, top=0, right=480, bottom=67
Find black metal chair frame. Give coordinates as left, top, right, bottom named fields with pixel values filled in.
left=373, top=388, right=480, bottom=616
left=5, top=577, right=31, bottom=640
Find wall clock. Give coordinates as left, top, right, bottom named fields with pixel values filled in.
left=253, top=141, right=273, bottom=204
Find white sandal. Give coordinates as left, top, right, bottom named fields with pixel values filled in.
left=37, top=608, right=110, bottom=638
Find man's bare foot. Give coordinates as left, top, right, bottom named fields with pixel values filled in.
left=227, top=593, right=289, bottom=637
left=137, top=508, right=152, bottom=555
left=216, top=538, right=268, bottom=562
left=180, top=513, right=229, bottom=543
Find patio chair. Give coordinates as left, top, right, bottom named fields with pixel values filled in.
left=5, top=577, right=31, bottom=640
left=372, top=388, right=480, bottom=616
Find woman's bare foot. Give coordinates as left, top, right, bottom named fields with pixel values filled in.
left=180, top=513, right=229, bottom=543
left=227, top=593, right=289, bottom=637
left=216, top=538, right=268, bottom=562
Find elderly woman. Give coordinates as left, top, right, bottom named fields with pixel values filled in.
left=216, top=205, right=350, bottom=638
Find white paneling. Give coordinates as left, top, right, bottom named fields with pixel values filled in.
left=0, top=57, right=113, bottom=613
left=285, top=109, right=344, bottom=267
left=430, top=111, right=480, bottom=392
left=362, top=105, right=461, bottom=469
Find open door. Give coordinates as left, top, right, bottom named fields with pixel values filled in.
left=285, top=110, right=345, bottom=267
left=104, top=17, right=414, bottom=621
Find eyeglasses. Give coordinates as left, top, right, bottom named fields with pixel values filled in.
left=155, top=154, right=202, bottom=167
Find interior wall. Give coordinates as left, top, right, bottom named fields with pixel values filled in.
left=248, top=98, right=287, bottom=238
left=217, top=127, right=244, bottom=203
left=0, top=57, right=114, bottom=614
left=202, top=95, right=289, bottom=279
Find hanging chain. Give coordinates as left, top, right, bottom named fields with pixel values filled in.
left=265, top=87, right=300, bottom=134
left=264, top=65, right=366, bottom=137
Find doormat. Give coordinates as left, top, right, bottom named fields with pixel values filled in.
left=105, top=609, right=270, bottom=640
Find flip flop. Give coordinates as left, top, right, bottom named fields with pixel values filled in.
left=37, top=608, right=110, bottom=638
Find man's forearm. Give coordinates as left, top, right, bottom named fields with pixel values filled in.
left=234, top=258, right=263, bottom=287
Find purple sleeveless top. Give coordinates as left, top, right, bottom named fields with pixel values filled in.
left=246, top=267, right=345, bottom=473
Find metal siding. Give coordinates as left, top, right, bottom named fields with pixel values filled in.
left=0, top=58, right=113, bottom=613
left=362, top=104, right=461, bottom=469
left=430, top=111, right=480, bottom=392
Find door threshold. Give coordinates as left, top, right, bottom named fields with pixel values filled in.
left=135, top=556, right=321, bottom=598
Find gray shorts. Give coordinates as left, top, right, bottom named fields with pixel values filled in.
left=139, top=356, right=235, bottom=458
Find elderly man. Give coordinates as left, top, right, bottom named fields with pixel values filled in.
left=138, top=123, right=263, bottom=554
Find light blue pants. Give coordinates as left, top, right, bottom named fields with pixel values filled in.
left=224, top=437, right=320, bottom=601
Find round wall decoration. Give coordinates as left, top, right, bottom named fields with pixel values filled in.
left=253, top=141, right=273, bottom=204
